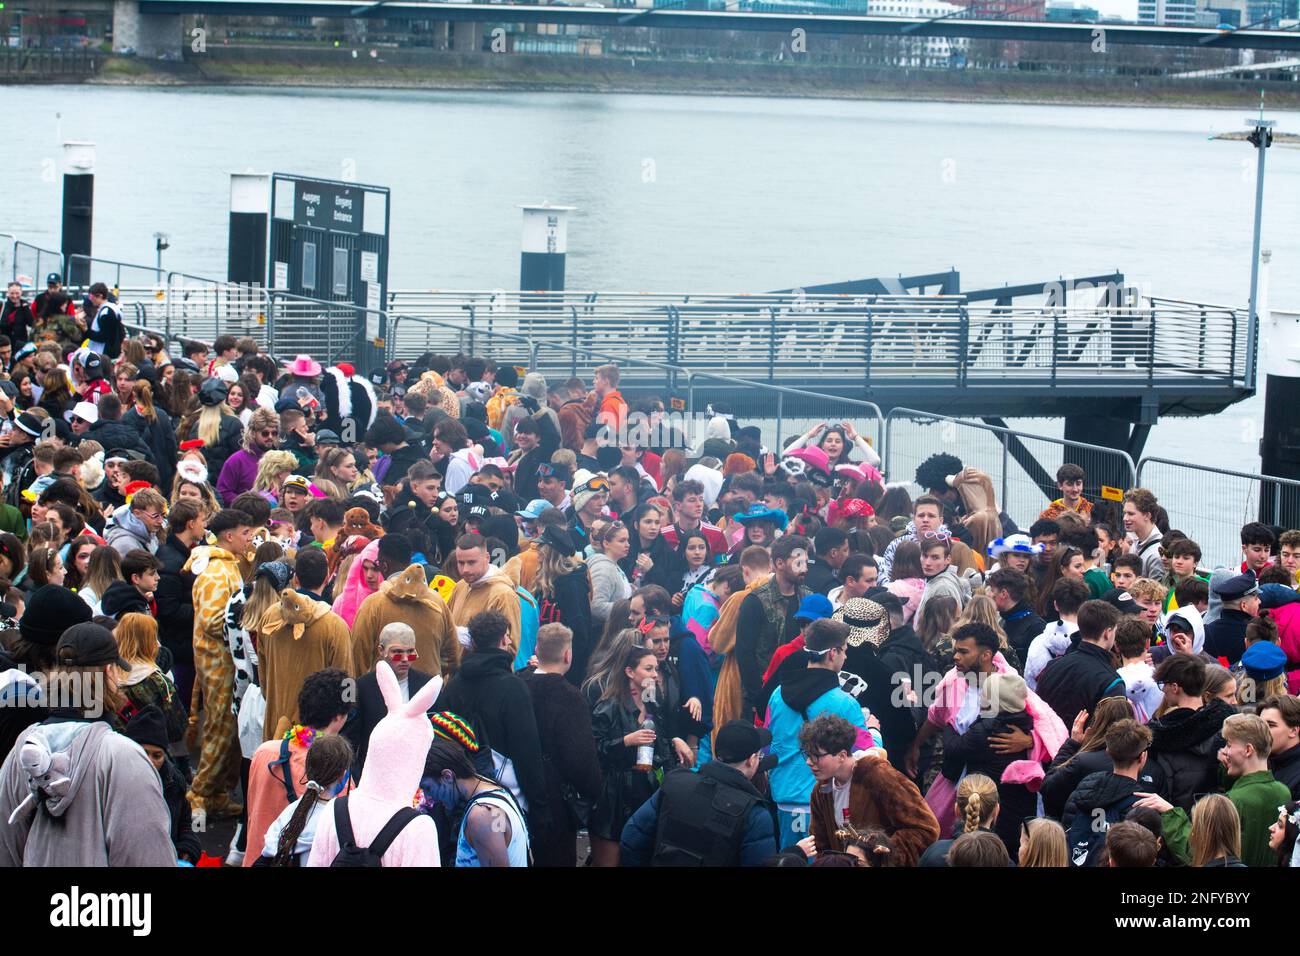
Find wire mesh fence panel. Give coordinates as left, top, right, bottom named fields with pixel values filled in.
left=685, top=372, right=885, bottom=458
left=12, top=242, right=62, bottom=288
left=66, top=255, right=165, bottom=293
left=164, top=277, right=269, bottom=348
left=386, top=314, right=475, bottom=364
left=267, top=294, right=368, bottom=367
left=1136, top=458, right=1300, bottom=570
left=0, top=236, right=15, bottom=283
left=885, top=410, right=1135, bottom=532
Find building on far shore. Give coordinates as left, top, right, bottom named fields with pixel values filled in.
left=1138, top=0, right=1199, bottom=25
left=1045, top=1, right=1101, bottom=20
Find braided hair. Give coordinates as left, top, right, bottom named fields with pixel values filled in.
left=270, top=734, right=353, bottom=867
left=956, top=773, right=999, bottom=835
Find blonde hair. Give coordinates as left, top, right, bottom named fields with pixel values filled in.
left=114, top=613, right=160, bottom=670
left=955, top=773, right=999, bottom=834
left=240, top=572, right=284, bottom=636
left=133, top=379, right=158, bottom=423
left=170, top=472, right=219, bottom=514
left=1020, top=818, right=1068, bottom=867
left=1221, top=712, right=1272, bottom=758
left=956, top=594, right=1010, bottom=649
left=533, top=541, right=583, bottom=599
left=1128, top=577, right=1168, bottom=606
left=253, top=450, right=300, bottom=495
left=243, top=407, right=280, bottom=452
left=197, top=403, right=231, bottom=447
left=1189, top=794, right=1242, bottom=867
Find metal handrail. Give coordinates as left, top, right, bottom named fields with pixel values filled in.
left=11, top=240, right=63, bottom=284
left=885, top=406, right=1138, bottom=511
left=65, top=254, right=164, bottom=291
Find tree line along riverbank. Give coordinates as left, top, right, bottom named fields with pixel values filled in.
left=10, top=47, right=1300, bottom=110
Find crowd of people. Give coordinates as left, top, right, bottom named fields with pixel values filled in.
left=0, top=284, right=1297, bottom=869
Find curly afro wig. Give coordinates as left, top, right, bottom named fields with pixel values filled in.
left=914, top=452, right=964, bottom=494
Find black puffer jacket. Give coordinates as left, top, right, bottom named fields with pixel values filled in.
left=1061, top=769, right=1143, bottom=831
left=1042, top=740, right=1112, bottom=819
left=1271, top=741, right=1300, bottom=801
left=1041, top=738, right=1165, bottom=819
left=85, top=418, right=151, bottom=460
left=435, top=648, right=552, bottom=832
left=154, top=534, right=195, bottom=669
left=123, top=406, right=179, bottom=492
left=1147, top=698, right=1237, bottom=812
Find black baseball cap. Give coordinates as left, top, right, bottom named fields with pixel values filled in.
left=46, top=272, right=62, bottom=285
left=714, top=720, right=773, bottom=764
left=1101, top=588, right=1142, bottom=615
left=55, top=622, right=129, bottom=670
left=539, top=525, right=576, bottom=558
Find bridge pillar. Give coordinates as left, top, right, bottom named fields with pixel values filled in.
left=1259, top=254, right=1300, bottom=528
left=112, top=1, right=184, bottom=59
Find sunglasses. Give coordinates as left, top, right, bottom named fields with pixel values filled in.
left=259, top=429, right=280, bottom=438
left=387, top=650, right=419, bottom=662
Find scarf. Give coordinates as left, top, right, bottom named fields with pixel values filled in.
left=708, top=574, right=771, bottom=754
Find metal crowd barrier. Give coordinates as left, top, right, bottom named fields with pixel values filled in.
left=66, top=254, right=164, bottom=292
left=1135, top=457, right=1300, bottom=569
left=884, top=407, right=1138, bottom=532
left=10, top=240, right=63, bottom=287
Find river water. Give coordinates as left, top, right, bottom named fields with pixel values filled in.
left=4, top=85, right=1300, bottom=475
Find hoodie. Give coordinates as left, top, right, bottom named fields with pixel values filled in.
left=765, top=666, right=874, bottom=807
left=106, top=508, right=156, bottom=558
left=915, top=565, right=971, bottom=621
left=447, top=562, right=522, bottom=651
left=350, top=565, right=459, bottom=677
left=879, top=520, right=953, bottom=585
left=586, top=551, right=631, bottom=627
left=1149, top=605, right=1209, bottom=666
left=1147, top=698, right=1237, bottom=811
left=0, top=719, right=175, bottom=866
left=99, top=580, right=153, bottom=620
left=259, top=590, right=355, bottom=742
left=434, top=649, right=551, bottom=831
left=1060, top=769, right=1143, bottom=831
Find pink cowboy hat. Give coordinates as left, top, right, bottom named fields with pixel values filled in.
left=784, top=445, right=831, bottom=476
left=835, top=462, right=883, bottom=485
left=285, top=354, right=323, bottom=377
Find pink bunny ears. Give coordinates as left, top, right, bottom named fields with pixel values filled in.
left=375, top=660, right=443, bottom=717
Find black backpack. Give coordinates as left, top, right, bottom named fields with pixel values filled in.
left=329, top=795, right=421, bottom=868
left=1065, top=794, right=1140, bottom=867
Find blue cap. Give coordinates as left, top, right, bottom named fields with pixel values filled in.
left=1213, top=572, right=1260, bottom=601
left=516, top=499, right=553, bottom=521
left=1240, top=641, right=1286, bottom=681
left=794, top=593, right=834, bottom=623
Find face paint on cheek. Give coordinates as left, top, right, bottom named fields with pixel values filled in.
left=789, top=550, right=808, bottom=576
